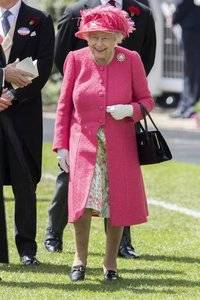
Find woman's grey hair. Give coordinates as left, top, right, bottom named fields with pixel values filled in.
left=115, top=32, right=124, bottom=44
left=85, top=32, right=124, bottom=44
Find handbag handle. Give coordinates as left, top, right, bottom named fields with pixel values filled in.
left=139, top=104, right=160, bottom=132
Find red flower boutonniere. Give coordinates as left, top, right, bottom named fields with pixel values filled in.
left=27, top=16, right=40, bottom=27
left=128, top=6, right=141, bottom=17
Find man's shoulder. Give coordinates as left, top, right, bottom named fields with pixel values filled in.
left=126, top=0, right=151, bottom=13
left=21, top=1, right=51, bottom=20
left=64, top=0, right=91, bottom=16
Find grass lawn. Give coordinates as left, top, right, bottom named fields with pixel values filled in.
left=1, top=143, right=200, bottom=300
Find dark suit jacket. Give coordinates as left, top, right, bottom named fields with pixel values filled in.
left=5, top=1, right=55, bottom=184
left=173, top=0, right=200, bottom=31
left=55, top=0, right=156, bottom=75
left=0, top=46, right=8, bottom=263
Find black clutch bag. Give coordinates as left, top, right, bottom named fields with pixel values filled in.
left=136, top=104, right=172, bottom=165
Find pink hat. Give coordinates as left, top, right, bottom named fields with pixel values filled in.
left=75, top=5, right=135, bottom=40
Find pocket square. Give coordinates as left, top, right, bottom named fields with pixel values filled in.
left=30, top=31, right=36, bottom=37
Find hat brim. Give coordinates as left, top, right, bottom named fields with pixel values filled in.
left=75, top=28, right=122, bottom=40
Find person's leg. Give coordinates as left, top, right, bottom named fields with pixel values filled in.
left=171, top=31, right=200, bottom=118
left=0, top=129, right=9, bottom=264
left=182, top=31, right=200, bottom=116
left=118, top=226, right=139, bottom=258
left=73, top=209, right=92, bottom=267
left=5, top=134, right=37, bottom=261
left=105, top=219, right=139, bottom=259
left=69, top=209, right=92, bottom=281
left=9, top=154, right=37, bottom=259
left=103, top=219, right=123, bottom=272
left=45, top=170, right=69, bottom=252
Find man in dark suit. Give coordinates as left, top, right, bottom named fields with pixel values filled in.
left=45, top=0, right=156, bottom=259
left=0, top=0, right=55, bottom=265
left=0, top=42, right=33, bottom=271
left=170, top=0, right=200, bottom=118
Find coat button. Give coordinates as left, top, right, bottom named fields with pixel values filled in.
left=99, top=92, right=104, bottom=97
left=99, top=120, right=104, bottom=125
left=99, top=105, right=104, bottom=110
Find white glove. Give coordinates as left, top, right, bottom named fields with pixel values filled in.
left=57, top=149, right=69, bottom=173
left=106, top=104, right=133, bottom=120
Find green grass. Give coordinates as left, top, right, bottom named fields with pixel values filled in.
left=1, top=144, right=200, bottom=299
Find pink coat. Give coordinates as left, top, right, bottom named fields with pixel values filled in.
left=53, top=46, right=155, bottom=226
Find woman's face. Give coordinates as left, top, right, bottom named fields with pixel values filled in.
left=87, top=31, right=117, bottom=64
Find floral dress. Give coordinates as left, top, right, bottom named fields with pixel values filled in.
left=85, top=128, right=110, bottom=218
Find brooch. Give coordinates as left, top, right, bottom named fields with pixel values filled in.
left=116, top=53, right=125, bottom=62
left=17, top=27, right=30, bottom=36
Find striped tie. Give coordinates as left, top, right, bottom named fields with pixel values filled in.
left=1, top=10, right=11, bottom=36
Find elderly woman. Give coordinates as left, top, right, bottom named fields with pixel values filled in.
left=53, top=5, right=154, bottom=281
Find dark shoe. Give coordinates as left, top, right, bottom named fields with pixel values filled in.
left=69, top=265, right=86, bottom=282
left=169, top=109, right=185, bottom=118
left=118, top=245, right=140, bottom=259
left=44, top=239, right=63, bottom=253
left=21, top=255, right=40, bottom=266
left=182, top=110, right=196, bottom=119
left=104, top=270, right=118, bottom=280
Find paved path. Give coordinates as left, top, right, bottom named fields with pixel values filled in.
left=43, top=109, right=200, bottom=164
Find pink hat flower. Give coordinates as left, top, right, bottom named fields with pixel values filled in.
left=75, top=5, right=135, bottom=40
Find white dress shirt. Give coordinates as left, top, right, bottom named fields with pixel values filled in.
left=0, top=0, right=21, bottom=38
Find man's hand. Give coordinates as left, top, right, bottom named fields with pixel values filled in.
left=5, top=61, right=34, bottom=88
left=0, top=89, right=13, bottom=112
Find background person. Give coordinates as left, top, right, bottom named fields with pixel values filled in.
left=45, top=0, right=156, bottom=260
left=170, top=0, right=200, bottom=118
left=53, top=5, right=155, bottom=281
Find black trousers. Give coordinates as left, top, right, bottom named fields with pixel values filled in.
left=178, top=30, right=200, bottom=113
left=0, top=114, right=37, bottom=257
left=45, top=170, right=132, bottom=247
left=0, top=127, right=8, bottom=263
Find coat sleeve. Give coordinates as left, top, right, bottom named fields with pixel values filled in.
left=130, top=52, right=155, bottom=123
left=140, top=9, right=156, bottom=76
left=0, top=68, right=3, bottom=94
left=53, top=52, right=75, bottom=152
left=173, top=0, right=192, bottom=25
left=54, top=8, right=79, bottom=75
left=12, top=14, right=55, bottom=102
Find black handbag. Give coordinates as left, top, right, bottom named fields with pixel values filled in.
left=136, top=105, right=172, bottom=165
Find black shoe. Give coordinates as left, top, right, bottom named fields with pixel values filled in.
left=118, top=245, right=140, bottom=259
left=69, top=265, right=86, bottom=282
left=44, top=239, right=63, bottom=253
left=182, top=110, right=196, bottom=119
left=21, top=255, right=40, bottom=266
left=104, top=270, right=118, bottom=280
left=169, top=109, right=185, bottom=118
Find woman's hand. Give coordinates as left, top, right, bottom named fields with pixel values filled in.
left=106, top=104, right=133, bottom=120
left=57, top=149, right=69, bottom=173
